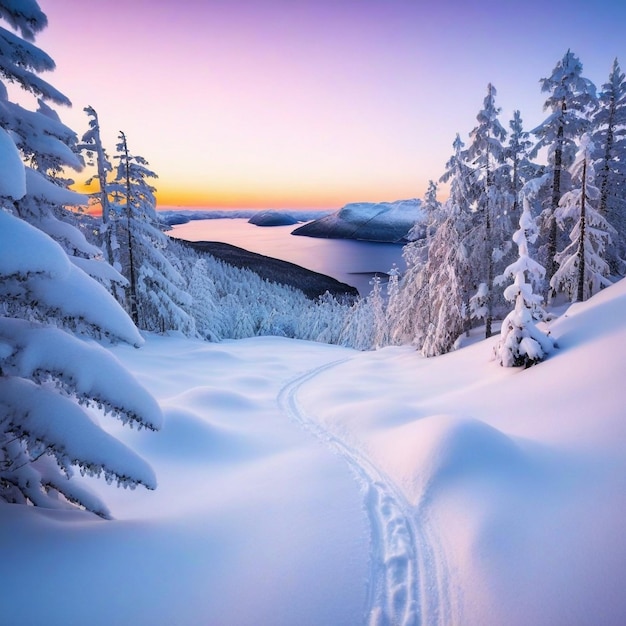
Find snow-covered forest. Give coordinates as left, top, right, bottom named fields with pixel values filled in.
left=2, top=2, right=626, bottom=624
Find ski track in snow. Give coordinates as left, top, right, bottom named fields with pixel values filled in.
left=277, top=359, right=451, bottom=626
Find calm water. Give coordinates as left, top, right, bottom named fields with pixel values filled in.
left=170, top=218, right=406, bottom=295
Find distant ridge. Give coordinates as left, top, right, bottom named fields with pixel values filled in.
left=175, top=238, right=359, bottom=301
left=292, top=199, right=423, bottom=243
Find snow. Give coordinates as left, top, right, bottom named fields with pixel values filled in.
left=0, top=127, right=25, bottom=199
left=292, top=199, right=424, bottom=242
left=0, top=209, right=143, bottom=349
left=2, top=279, right=626, bottom=624
left=25, top=166, right=88, bottom=205
left=0, top=318, right=162, bottom=431
left=0, top=206, right=70, bottom=277
left=0, top=376, right=157, bottom=488
left=39, top=215, right=102, bottom=257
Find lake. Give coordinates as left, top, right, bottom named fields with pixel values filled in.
left=170, top=218, right=406, bottom=296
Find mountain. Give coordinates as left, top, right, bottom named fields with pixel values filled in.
left=292, top=198, right=424, bottom=243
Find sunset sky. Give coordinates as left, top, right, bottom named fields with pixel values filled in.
left=32, top=0, right=626, bottom=210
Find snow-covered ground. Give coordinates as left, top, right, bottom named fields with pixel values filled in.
left=3, top=279, right=626, bottom=625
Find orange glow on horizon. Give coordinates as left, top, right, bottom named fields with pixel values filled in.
left=71, top=176, right=437, bottom=213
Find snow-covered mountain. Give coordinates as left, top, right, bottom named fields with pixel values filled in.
left=292, top=198, right=424, bottom=242
left=4, top=278, right=626, bottom=624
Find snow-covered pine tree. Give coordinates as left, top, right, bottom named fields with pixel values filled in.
left=368, top=274, right=387, bottom=349
left=495, top=188, right=554, bottom=367
left=0, top=1, right=162, bottom=517
left=506, top=110, right=541, bottom=221
left=401, top=135, right=474, bottom=355
left=550, top=135, right=615, bottom=301
left=0, top=210, right=162, bottom=518
left=388, top=189, right=436, bottom=344
left=111, top=131, right=194, bottom=334
left=464, top=83, right=511, bottom=338
left=339, top=296, right=376, bottom=351
left=189, top=257, right=227, bottom=342
left=388, top=179, right=444, bottom=345
left=80, top=106, right=116, bottom=265
left=384, top=263, right=402, bottom=345
left=591, top=58, right=626, bottom=273
left=531, top=50, right=597, bottom=288
left=419, top=201, right=471, bottom=357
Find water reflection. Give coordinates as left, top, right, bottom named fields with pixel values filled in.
left=170, top=218, right=406, bottom=296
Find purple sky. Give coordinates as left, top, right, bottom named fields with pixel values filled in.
left=32, top=0, right=626, bottom=209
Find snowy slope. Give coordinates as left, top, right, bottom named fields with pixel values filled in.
left=298, top=278, right=626, bottom=625
left=292, top=199, right=423, bottom=242
left=2, top=279, right=626, bottom=625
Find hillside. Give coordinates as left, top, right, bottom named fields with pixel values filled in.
left=2, top=279, right=625, bottom=625
left=177, top=238, right=359, bottom=300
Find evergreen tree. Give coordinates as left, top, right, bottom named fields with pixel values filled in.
left=80, top=106, right=116, bottom=266
left=419, top=201, right=471, bottom=356
left=505, top=110, right=541, bottom=221
left=401, top=135, right=474, bottom=355
left=495, top=189, right=554, bottom=367
left=531, top=50, right=597, bottom=288
left=464, top=84, right=510, bottom=338
left=389, top=182, right=442, bottom=345
left=0, top=1, right=161, bottom=517
left=111, top=131, right=194, bottom=334
left=591, top=59, right=626, bottom=272
left=368, top=274, right=387, bottom=349
left=551, top=135, right=615, bottom=301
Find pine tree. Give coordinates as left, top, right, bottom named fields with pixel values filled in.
left=464, top=84, right=510, bottom=338
left=591, top=59, right=626, bottom=272
left=495, top=188, right=554, bottom=367
left=368, top=274, right=387, bottom=349
left=506, top=110, right=541, bottom=221
left=550, top=135, right=615, bottom=301
left=0, top=1, right=161, bottom=517
left=111, top=131, right=194, bottom=334
left=531, top=50, right=597, bottom=289
left=401, top=135, right=474, bottom=355
left=389, top=182, right=442, bottom=345
left=419, top=202, right=471, bottom=356
left=80, top=106, right=116, bottom=264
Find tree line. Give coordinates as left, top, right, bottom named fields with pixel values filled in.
left=386, top=51, right=625, bottom=362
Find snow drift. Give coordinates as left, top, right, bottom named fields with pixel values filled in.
left=2, top=278, right=626, bottom=625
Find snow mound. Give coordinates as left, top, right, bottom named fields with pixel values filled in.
left=411, top=415, right=526, bottom=500
left=292, top=198, right=423, bottom=242
left=126, top=407, right=267, bottom=464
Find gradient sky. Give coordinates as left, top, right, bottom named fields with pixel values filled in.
left=29, top=0, right=626, bottom=209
